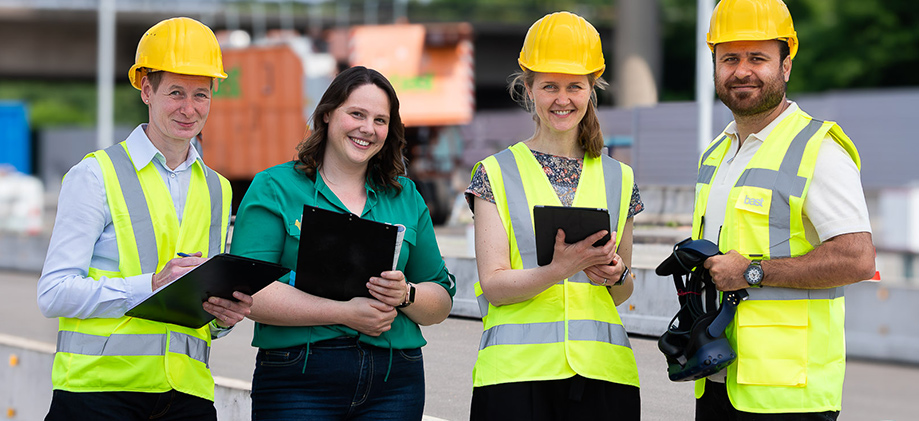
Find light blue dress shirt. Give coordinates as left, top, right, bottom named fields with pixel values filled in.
left=37, top=124, right=229, bottom=323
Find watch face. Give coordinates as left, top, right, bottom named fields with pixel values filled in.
left=744, top=264, right=764, bottom=286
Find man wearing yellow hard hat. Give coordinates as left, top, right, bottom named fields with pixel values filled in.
left=38, top=17, right=252, bottom=420
left=692, top=0, right=876, bottom=419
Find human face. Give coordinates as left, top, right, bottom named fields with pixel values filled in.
left=142, top=72, right=212, bottom=146
left=323, top=83, right=390, bottom=170
left=714, top=40, right=791, bottom=117
left=528, top=72, right=591, bottom=137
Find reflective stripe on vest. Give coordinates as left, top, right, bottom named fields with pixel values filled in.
left=57, top=330, right=209, bottom=365
left=480, top=319, right=630, bottom=350
left=104, top=143, right=224, bottom=269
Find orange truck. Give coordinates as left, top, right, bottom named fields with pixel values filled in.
left=203, top=23, right=474, bottom=224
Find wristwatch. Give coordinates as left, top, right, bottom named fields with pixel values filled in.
left=743, top=261, right=764, bottom=286
left=396, top=282, right=416, bottom=308
left=613, top=265, right=631, bottom=287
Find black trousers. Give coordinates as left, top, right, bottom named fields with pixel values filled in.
left=696, top=379, right=839, bottom=421
left=471, top=375, right=640, bottom=421
left=45, top=389, right=216, bottom=421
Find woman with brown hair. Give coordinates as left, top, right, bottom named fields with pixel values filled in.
left=231, top=65, right=455, bottom=420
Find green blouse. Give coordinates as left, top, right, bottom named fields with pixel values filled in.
left=231, top=161, right=456, bottom=350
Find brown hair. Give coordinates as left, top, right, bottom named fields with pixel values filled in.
left=508, top=69, right=608, bottom=158
left=295, top=66, right=407, bottom=193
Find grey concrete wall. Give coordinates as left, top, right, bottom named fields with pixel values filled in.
left=0, top=334, right=252, bottom=420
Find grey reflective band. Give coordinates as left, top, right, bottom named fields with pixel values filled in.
left=479, top=320, right=631, bottom=350
left=600, top=155, right=623, bottom=242
left=494, top=149, right=538, bottom=269
left=476, top=291, right=490, bottom=317
left=566, top=272, right=592, bottom=284
left=569, top=319, right=631, bottom=349
left=697, top=135, right=728, bottom=185
left=169, top=331, right=211, bottom=365
left=201, top=163, right=224, bottom=255
left=57, top=330, right=165, bottom=356
left=105, top=144, right=159, bottom=273
left=733, top=120, right=823, bottom=258
left=57, top=330, right=210, bottom=365
left=746, top=286, right=844, bottom=301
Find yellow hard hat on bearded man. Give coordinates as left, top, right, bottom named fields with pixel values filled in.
left=707, top=0, right=798, bottom=59
left=128, top=17, right=228, bottom=90
left=518, top=11, right=605, bottom=77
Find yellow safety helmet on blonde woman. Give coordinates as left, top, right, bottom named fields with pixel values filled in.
left=128, top=17, right=228, bottom=90
left=707, top=0, right=798, bottom=59
left=518, top=11, right=605, bottom=77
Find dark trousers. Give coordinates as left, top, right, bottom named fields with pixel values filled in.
left=470, top=375, right=640, bottom=421
left=696, top=379, right=840, bottom=421
left=45, top=389, right=216, bottom=421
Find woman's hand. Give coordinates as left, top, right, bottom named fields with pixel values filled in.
left=583, top=253, right=626, bottom=287
left=340, top=297, right=397, bottom=336
left=367, top=270, right=410, bottom=307
left=548, top=229, right=617, bottom=281
left=152, top=252, right=205, bottom=290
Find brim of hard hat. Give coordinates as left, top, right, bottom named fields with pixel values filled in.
left=706, top=33, right=798, bottom=59
left=519, top=59, right=605, bottom=77
left=129, top=64, right=229, bottom=90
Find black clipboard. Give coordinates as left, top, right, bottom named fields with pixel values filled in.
left=295, top=204, right=404, bottom=302
left=125, top=253, right=288, bottom=328
left=533, top=205, right=611, bottom=266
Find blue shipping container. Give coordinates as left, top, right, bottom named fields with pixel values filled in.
left=0, top=102, right=30, bottom=174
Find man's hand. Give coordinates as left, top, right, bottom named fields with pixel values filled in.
left=204, top=291, right=253, bottom=328
left=152, top=252, right=205, bottom=290
left=704, top=250, right=750, bottom=291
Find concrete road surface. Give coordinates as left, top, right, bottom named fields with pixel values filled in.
left=5, top=270, right=916, bottom=420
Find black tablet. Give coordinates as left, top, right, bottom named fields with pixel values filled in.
left=533, top=205, right=611, bottom=266
left=125, top=253, right=288, bottom=328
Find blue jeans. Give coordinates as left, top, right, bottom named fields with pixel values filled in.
left=251, top=336, right=425, bottom=421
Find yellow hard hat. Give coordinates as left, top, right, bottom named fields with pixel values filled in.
left=518, top=11, right=605, bottom=77
left=128, top=17, right=228, bottom=90
left=707, top=0, right=798, bottom=59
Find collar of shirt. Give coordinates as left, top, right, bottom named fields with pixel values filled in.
left=722, top=101, right=800, bottom=156
left=124, top=124, right=207, bottom=176
left=314, top=170, right=380, bottom=218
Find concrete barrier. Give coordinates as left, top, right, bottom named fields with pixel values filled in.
left=0, top=334, right=252, bottom=420
left=442, top=257, right=919, bottom=365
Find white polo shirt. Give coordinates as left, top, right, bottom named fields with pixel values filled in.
left=702, top=101, right=871, bottom=247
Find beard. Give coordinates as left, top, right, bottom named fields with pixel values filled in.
left=715, top=71, right=787, bottom=117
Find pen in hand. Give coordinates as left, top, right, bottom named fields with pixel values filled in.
left=176, top=252, right=192, bottom=257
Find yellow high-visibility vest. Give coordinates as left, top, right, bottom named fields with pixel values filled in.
left=471, top=142, right=639, bottom=388
left=692, top=108, right=860, bottom=413
left=52, top=141, right=232, bottom=401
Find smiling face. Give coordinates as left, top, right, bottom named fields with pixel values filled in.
left=322, top=83, right=390, bottom=170
left=714, top=40, right=791, bottom=117
left=528, top=72, right=591, bottom=137
left=141, top=71, right=213, bottom=147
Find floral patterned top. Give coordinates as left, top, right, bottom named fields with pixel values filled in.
left=465, top=148, right=644, bottom=218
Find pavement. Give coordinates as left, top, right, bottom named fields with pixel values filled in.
left=4, top=226, right=919, bottom=421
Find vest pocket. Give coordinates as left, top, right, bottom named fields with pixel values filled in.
left=733, top=187, right=772, bottom=256
left=735, top=299, right=808, bottom=387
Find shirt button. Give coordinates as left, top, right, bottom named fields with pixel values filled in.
left=170, top=173, right=176, bottom=178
